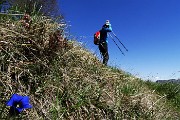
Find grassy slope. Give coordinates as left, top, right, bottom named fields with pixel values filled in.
left=0, top=15, right=180, bottom=120
left=145, top=81, right=180, bottom=111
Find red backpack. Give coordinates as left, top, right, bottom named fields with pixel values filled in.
left=94, top=31, right=100, bottom=45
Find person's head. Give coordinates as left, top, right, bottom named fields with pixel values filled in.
left=102, top=20, right=111, bottom=29
left=105, top=20, right=110, bottom=25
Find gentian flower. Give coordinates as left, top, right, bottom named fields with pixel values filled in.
left=6, top=94, right=32, bottom=116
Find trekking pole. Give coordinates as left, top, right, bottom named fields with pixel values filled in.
left=111, top=31, right=128, bottom=52
left=108, top=33, right=125, bottom=56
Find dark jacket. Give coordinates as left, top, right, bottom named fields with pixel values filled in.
left=99, top=24, right=112, bottom=43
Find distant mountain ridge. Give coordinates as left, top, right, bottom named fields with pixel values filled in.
left=156, top=79, right=180, bottom=83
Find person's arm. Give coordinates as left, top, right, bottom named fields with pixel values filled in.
left=103, top=24, right=112, bottom=32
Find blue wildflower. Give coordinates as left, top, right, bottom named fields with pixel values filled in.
left=6, top=94, right=32, bottom=116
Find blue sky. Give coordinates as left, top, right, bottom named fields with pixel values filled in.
left=60, top=0, right=180, bottom=81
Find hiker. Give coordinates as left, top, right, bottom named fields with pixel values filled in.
left=99, top=20, right=112, bottom=65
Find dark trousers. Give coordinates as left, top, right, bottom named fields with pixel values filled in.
left=99, top=42, right=109, bottom=65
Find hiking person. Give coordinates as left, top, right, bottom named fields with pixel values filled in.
left=98, top=20, right=112, bottom=65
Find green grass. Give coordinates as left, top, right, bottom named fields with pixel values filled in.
left=145, top=80, right=180, bottom=111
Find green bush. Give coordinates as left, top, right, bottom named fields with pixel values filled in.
left=145, top=81, right=180, bottom=111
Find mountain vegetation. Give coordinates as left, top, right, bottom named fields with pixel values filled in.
left=146, top=81, right=180, bottom=112
left=0, top=2, right=180, bottom=119
left=8, top=0, right=59, bottom=16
